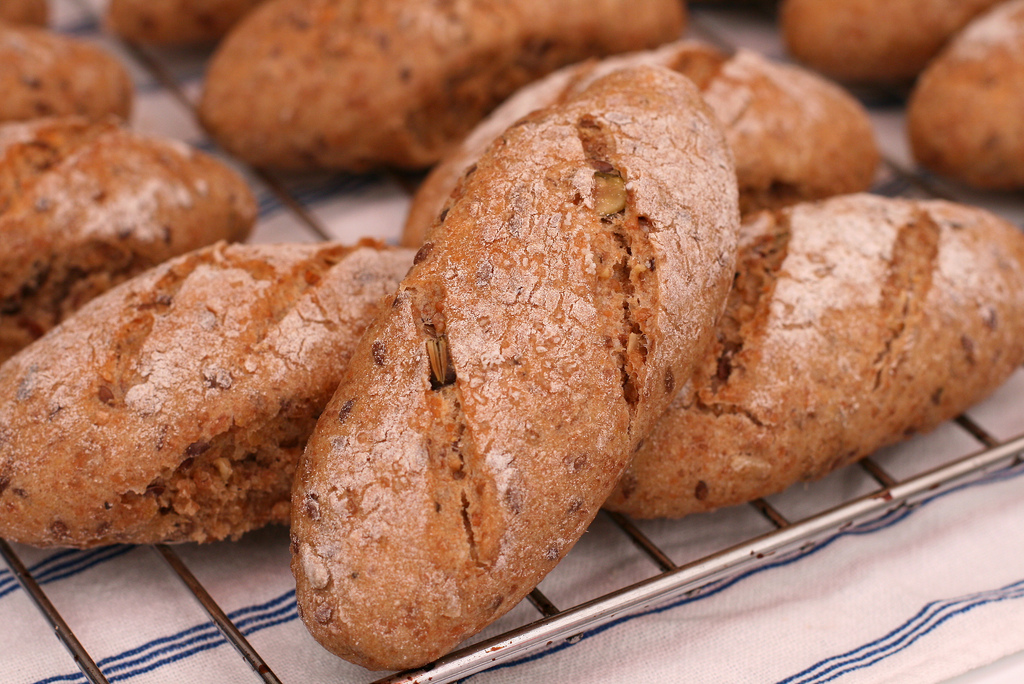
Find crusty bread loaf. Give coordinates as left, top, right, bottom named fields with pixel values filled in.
left=107, top=0, right=268, bottom=45
left=908, top=0, right=1024, bottom=190
left=781, top=0, right=1003, bottom=84
left=0, top=241, right=414, bottom=548
left=291, top=65, right=739, bottom=670
left=402, top=41, right=878, bottom=247
left=605, top=194, right=1024, bottom=518
left=0, top=0, right=47, bottom=26
left=0, top=24, right=132, bottom=123
left=0, top=117, right=257, bottom=364
left=199, top=0, right=686, bottom=171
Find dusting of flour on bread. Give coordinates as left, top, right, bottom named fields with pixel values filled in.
left=952, top=1, right=1024, bottom=60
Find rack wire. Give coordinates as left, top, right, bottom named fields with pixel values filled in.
left=2, top=2, right=1024, bottom=683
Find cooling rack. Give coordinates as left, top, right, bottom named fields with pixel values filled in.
left=2, top=2, right=1024, bottom=683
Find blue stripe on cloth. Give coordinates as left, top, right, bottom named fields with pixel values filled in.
left=252, top=173, right=384, bottom=218
left=106, top=613, right=298, bottom=683
left=463, top=460, right=1024, bottom=681
left=777, top=579, right=1024, bottom=684
left=30, top=462, right=1024, bottom=684
left=98, top=590, right=296, bottom=675
left=0, top=546, right=135, bottom=600
left=0, top=549, right=74, bottom=596
left=59, top=19, right=101, bottom=36
left=134, top=81, right=178, bottom=96
left=192, top=140, right=218, bottom=154
left=32, top=590, right=298, bottom=684
left=255, top=190, right=282, bottom=218
left=286, top=174, right=380, bottom=207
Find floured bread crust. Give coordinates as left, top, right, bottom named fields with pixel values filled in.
left=908, top=0, right=1024, bottom=190
left=402, top=40, right=878, bottom=247
left=107, top=0, right=269, bottom=45
left=605, top=194, right=1024, bottom=518
left=292, top=65, right=739, bottom=670
left=0, top=24, right=132, bottom=123
left=199, top=0, right=686, bottom=171
left=0, top=117, right=257, bottom=364
left=0, top=241, right=414, bottom=547
left=781, top=0, right=1003, bottom=84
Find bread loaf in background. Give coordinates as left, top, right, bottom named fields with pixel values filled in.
left=908, top=0, right=1024, bottom=190
left=0, top=0, right=47, bottom=26
left=402, top=41, right=878, bottom=247
left=0, top=241, right=414, bottom=548
left=292, top=65, right=739, bottom=670
left=107, top=0, right=268, bottom=45
left=781, top=0, right=1003, bottom=84
left=0, top=23, right=132, bottom=123
left=605, top=194, right=1024, bottom=519
left=199, top=0, right=686, bottom=171
left=0, top=117, right=257, bottom=364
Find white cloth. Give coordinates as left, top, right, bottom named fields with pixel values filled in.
left=4, top=433, right=1024, bottom=684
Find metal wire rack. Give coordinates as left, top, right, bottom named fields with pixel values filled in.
left=3, top=2, right=1024, bottom=683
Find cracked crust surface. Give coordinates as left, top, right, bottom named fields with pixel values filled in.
left=781, top=0, right=1003, bottom=84
left=0, top=117, right=257, bottom=364
left=908, top=0, right=1024, bottom=190
left=605, top=194, right=1024, bottom=518
left=198, top=0, right=686, bottom=171
left=402, top=40, right=878, bottom=247
left=107, top=0, right=269, bottom=45
left=292, top=65, right=739, bottom=670
left=0, top=25, right=132, bottom=123
left=0, top=241, right=414, bottom=547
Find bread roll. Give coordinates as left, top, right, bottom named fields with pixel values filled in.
left=0, top=117, right=256, bottom=364
left=292, top=65, right=739, bottom=670
left=0, top=241, right=413, bottom=547
left=0, top=0, right=47, bottom=26
left=0, top=24, right=132, bottom=123
left=402, top=41, right=878, bottom=247
left=107, top=0, right=268, bottom=45
left=605, top=194, right=1024, bottom=518
left=781, top=0, right=1003, bottom=83
left=199, top=0, right=686, bottom=171
left=908, top=0, right=1024, bottom=189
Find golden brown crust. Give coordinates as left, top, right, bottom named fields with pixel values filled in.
left=401, top=41, right=878, bottom=247
left=292, top=65, right=739, bottom=670
left=604, top=194, right=1024, bottom=518
left=908, top=0, right=1024, bottom=190
left=0, top=241, right=414, bottom=548
left=0, top=24, right=132, bottom=123
left=705, top=49, right=879, bottom=214
left=198, top=0, right=687, bottom=171
left=781, top=0, right=1003, bottom=84
left=107, top=0, right=268, bottom=45
left=0, top=0, right=47, bottom=26
left=0, top=117, right=257, bottom=364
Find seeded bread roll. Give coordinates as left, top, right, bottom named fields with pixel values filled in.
left=605, top=194, right=1024, bottom=519
left=0, top=241, right=414, bottom=548
left=199, top=0, right=686, bottom=171
left=0, top=117, right=256, bottom=365
left=107, top=0, right=268, bottom=45
left=781, top=0, right=1003, bottom=84
left=0, top=24, right=132, bottom=123
left=402, top=41, right=878, bottom=247
left=908, top=0, right=1024, bottom=190
left=0, top=0, right=47, bottom=26
left=292, top=65, right=739, bottom=670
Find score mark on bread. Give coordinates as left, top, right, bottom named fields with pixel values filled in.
left=0, top=241, right=413, bottom=547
